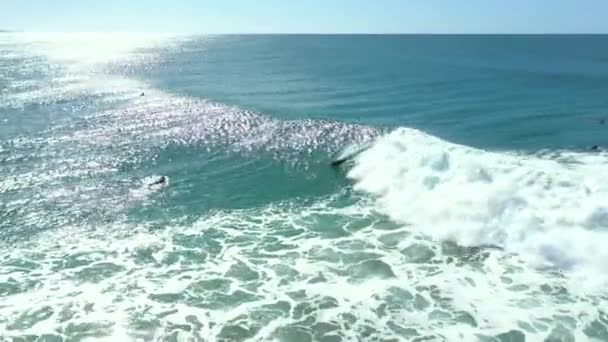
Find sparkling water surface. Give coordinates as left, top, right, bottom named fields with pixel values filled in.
left=2, top=33, right=608, bottom=341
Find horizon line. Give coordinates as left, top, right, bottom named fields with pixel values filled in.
left=2, top=31, right=608, bottom=35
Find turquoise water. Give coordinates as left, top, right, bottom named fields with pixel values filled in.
left=2, top=33, right=608, bottom=341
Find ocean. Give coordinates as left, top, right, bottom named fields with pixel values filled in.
left=1, top=33, right=608, bottom=341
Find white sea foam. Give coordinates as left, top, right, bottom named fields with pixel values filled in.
left=1, top=198, right=606, bottom=341
left=348, top=127, right=608, bottom=290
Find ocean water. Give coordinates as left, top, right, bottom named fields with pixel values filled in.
left=2, top=33, right=608, bottom=341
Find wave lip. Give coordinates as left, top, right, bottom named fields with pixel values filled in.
left=347, top=127, right=608, bottom=287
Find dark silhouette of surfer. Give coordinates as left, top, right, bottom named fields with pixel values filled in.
left=586, top=117, right=607, bottom=125
left=330, top=156, right=350, bottom=168
left=148, top=176, right=167, bottom=187
left=330, top=145, right=372, bottom=168
left=583, top=118, right=607, bottom=151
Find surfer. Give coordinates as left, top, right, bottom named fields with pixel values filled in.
left=148, top=176, right=167, bottom=187
left=591, top=145, right=602, bottom=152
left=330, top=144, right=372, bottom=168
left=586, top=117, right=607, bottom=125
left=330, top=156, right=351, bottom=168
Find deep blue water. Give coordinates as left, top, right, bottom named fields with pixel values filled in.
left=145, top=35, right=608, bottom=150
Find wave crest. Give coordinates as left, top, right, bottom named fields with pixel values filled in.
left=348, top=127, right=608, bottom=285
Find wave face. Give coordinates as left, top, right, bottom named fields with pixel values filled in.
left=2, top=33, right=608, bottom=341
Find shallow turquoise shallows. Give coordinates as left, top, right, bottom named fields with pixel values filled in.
left=2, top=34, right=608, bottom=341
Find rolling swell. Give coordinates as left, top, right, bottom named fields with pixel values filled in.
left=1, top=34, right=382, bottom=241
left=1, top=89, right=381, bottom=239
